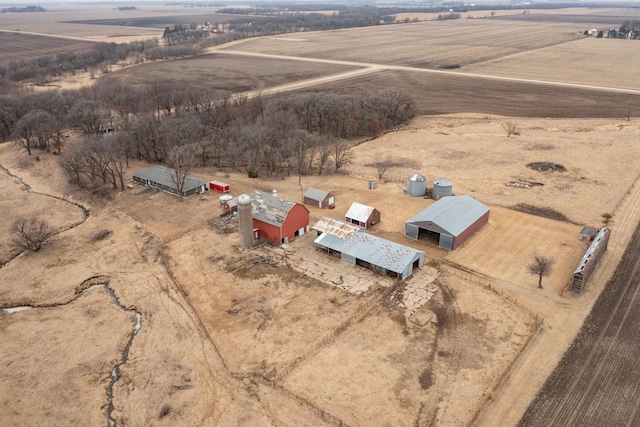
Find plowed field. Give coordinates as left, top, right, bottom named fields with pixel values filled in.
left=520, top=223, right=640, bottom=426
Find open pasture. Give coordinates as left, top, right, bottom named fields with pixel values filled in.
left=0, top=32, right=96, bottom=66
left=104, top=52, right=360, bottom=91
left=291, top=69, right=640, bottom=118
left=224, top=19, right=584, bottom=69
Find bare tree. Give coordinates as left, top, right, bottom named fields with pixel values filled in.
left=331, top=137, right=354, bottom=172
left=527, top=254, right=554, bottom=289
left=12, top=109, right=53, bottom=155
left=372, top=154, right=397, bottom=180
left=11, top=217, right=55, bottom=253
left=502, top=121, right=520, bottom=138
left=166, top=143, right=198, bottom=201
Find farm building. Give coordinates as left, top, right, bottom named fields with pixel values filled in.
left=304, top=187, right=335, bottom=209
left=133, top=165, right=208, bottom=199
left=250, top=189, right=310, bottom=244
left=404, top=195, right=490, bottom=251
left=570, top=227, right=610, bottom=294
left=223, top=198, right=238, bottom=213
left=312, top=216, right=364, bottom=239
left=345, top=202, right=381, bottom=229
left=314, top=230, right=424, bottom=280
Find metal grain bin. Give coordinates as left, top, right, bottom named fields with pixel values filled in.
left=407, top=173, right=426, bottom=197
left=432, top=178, right=453, bottom=200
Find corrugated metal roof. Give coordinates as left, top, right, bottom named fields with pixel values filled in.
left=304, top=187, right=330, bottom=201
left=340, top=233, right=424, bottom=275
left=574, top=227, right=609, bottom=274
left=312, top=216, right=363, bottom=240
left=314, top=232, right=348, bottom=252
left=345, top=202, right=376, bottom=223
left=250, top=189, right=302, bottom=227
left=133, top=165, right=208, bottom=193
left=405, top=195, right=489, bottom=237
left=408, top=173, right=426, bottom=182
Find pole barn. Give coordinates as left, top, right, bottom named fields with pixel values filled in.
left=405, top=195, right=490, bottom=250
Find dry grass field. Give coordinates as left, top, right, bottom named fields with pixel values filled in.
left=3, top=6, right=640, bottom=427
left=0, top=32, right=96, bottom=66
left=224, top=20, right=584, bottom=69
left=104, top=53, right=360, bottom=91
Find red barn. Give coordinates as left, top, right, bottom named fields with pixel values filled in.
left=250, top=190, right=310, bottom=244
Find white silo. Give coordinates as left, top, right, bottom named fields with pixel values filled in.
left=407, top=173, right=426, bottom=197
left=432, top=178, right=453, bottom=200
left=238, top=194, right=254, bottom=247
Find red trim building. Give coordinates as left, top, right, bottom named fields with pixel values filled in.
left=250, top=190, right=310, bottom=244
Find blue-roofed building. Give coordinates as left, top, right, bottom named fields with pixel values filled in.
left=314, top=226, right=424, bottom=280
left=404, top=195, right=490, bottom=251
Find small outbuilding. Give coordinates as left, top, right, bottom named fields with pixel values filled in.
left=405, top=195, right=490, bottom=250
left=345, top=202, right=381, bottom=229
left=133, top=165, right=208, bottom=199
left=223, top=197, right=238, bottom=212
left=250, top=189, right=310, bottom=244
left=314, top=231, right=424, bottom=280
left=209, top=181, right=230, bottom=193
left=304, top=187, right=335, bottom=209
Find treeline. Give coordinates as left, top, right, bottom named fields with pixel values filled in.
left=0, top=38, right=206, bottom=84
left=3, top=80, right=415, bottom=193
left=1, top=6, right=46, bottom=13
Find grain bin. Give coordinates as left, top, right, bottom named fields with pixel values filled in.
left=238, top=194, right=254, bottom=247
left=219, top=194, right=233, bottom=205
left=432, top=178, right=453, bottom=200
left=407, top=173, right=426, bottom=197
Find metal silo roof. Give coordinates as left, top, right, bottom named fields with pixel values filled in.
left=408, top=173, right=426, bottom=182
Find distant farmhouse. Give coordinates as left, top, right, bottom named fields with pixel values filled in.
left=133, top=165, right=208, bottom=199
left=304, top=187, right=335, bottom=209
left=345, top=202, right=380, bottom=229
left=405, top=195, right=490, bottom=250
left=314, top=216, right=424, bottom=280
left=250, top=190, right=310, bottom=244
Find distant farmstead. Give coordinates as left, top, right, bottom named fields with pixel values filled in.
left=405, top=195, right=490, bottom=250
left=304, top=187, right=335, bottom=209
left=250, top=190, right=310, bottom=244
left=345, top=202, right=381, bottom=229
left=133, top=165, right=208, bottom=199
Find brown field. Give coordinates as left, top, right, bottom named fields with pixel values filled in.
left=224, top=20, right=584, bottom=68
left=67, top=13, right=250, bottom=29
left=4, top=6, right=640, bottom=427
left=104, top=53, right=360, bottom=91
left=287, top=69, right=640, bottom=118
left=0, top=32, right=96, bottom=66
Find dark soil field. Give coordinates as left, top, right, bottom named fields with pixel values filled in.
left=104, top=53, right=359, bottom=92
left=292, top=69, right=640, bottom=118
left=0, top=32, right=96, bottom=66
left=66, top=13, right=250, bottom=29
left=519, top=222, right=640, bottom=426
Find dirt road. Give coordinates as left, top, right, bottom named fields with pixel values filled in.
left=213, top=48, right=640, bottom=99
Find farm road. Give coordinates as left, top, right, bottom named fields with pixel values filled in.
left=213, top=48, right=640, bottom=98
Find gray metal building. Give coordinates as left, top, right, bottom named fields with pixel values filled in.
left=315, top=230, right=424, bottom=280
left=405, top=195, right=490, bottom=250
left=133, top=165, right=208, bottom=198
